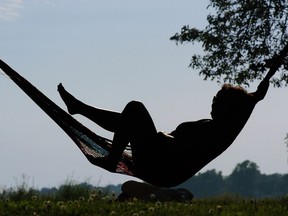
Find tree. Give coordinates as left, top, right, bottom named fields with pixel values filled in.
left=227, top=160, right=261, bottom=197
left=179, top=160, right=288, bottom=198
left=171, top=0, right=288, bottom=87
left=179, top=169, right=225, bottom=197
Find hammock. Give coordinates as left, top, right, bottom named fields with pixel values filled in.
left=1, top=42, right=288, bottom=182
left=0, top=60, right=135, bottom=176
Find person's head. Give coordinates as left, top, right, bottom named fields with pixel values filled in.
left=211, top=84, right=253, bottom=121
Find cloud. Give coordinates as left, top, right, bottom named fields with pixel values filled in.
left=0, top=0, right=23, bottom=22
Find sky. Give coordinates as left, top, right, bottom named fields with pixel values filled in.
left=0, top=0, right=288, bottom=189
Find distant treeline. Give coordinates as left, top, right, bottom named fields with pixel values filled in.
left=178, top=160, right=288, bottom=198
left=1, top=181, right=122, bottom=202
left=2, top=160, right=287, bottom=200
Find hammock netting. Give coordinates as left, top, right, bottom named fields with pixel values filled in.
left=0, top=61, right=135, bottom=176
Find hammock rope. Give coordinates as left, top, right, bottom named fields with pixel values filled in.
left=0, top=59, right=135, bottom=176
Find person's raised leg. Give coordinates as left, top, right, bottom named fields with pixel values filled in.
left=58, top=85, right=158, bottom=173
left=107, top=101, right=158, bottom=171
left=58, top=83, right=121, bottom=132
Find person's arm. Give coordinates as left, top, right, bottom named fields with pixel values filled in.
left=252, top=43, right=288, bottom=101
left=252, top=78, right=270, bottom=101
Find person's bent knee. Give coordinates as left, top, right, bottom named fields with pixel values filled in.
left=127, top=100, right=144, bottom=107
left=125, top=100, right=145, bottom=110
left=122, top=100, right=147, bottom=117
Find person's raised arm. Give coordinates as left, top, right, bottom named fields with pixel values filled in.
left=253, top=42, right=288, bottom=101
left=253, top=78, right=269, bottom=101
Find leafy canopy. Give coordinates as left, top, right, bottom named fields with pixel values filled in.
left=171, top=0, right=288, bottom=87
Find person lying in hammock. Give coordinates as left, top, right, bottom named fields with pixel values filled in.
left=57, top=78, right=269, bottom=187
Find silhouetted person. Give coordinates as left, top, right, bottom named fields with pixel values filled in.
left=57, top=79, right=269, bottom=187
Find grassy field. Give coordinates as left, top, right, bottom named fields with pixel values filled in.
left=1, top=189, right=288, bottom=216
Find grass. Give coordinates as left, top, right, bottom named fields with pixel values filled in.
left=0, top=184, right=288, bottom=216
left=1, top=195, right=288, bottom=216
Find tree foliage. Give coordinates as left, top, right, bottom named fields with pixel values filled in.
left=227, top=160, right=260, bottom=196
left=171, top=0, right=288, bottom=87
left=180, top=160, right=288, bottom=198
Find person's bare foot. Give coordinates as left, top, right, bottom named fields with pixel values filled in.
left=57, top=83, right=81, bottom=115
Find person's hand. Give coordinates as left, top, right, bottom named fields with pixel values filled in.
left=158, top=131, right=174, bottom=139
left=157, top=131, right=175, bottom=146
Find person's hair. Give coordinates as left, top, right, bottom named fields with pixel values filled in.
left=211, top=84, right=253, bottom=121
left=217, top=84, right=248, bottom=101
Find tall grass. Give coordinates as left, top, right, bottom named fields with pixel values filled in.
left=1, top=182, right=288, bottom=216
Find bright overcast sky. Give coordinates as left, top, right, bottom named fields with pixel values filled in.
left=0, top=0, right=287, bottom=189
